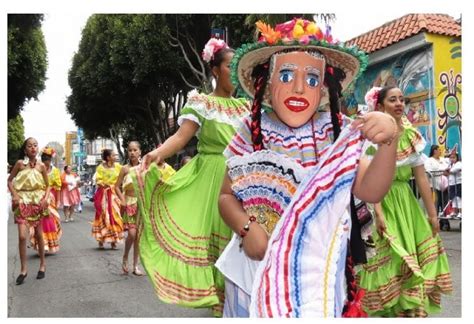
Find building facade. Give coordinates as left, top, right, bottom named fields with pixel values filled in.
left=345, top=14, right=461, bottom=156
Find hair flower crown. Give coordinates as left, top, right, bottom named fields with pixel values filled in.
left=364, top=87, right=382, bottom=112
left=41, top=146, right=56, bottom=157
left=202, top=37, right=229, bottom=63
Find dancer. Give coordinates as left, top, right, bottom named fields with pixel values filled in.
left=215, top=18, right=399, bottom=317
left=60, top=165, right=81, bottom=222
left=357, top=86, right=453, bottom=317
left=8, top=137, right=50, bottom=284
left=446, top=150, right=461, bottom=217
left=92, top=149, right=123, bottom=249
left=30, top=147, right=62, bottom=253
left=135, top=37, right=250, bottom=316
left=115, top=141, right=145, bottom=275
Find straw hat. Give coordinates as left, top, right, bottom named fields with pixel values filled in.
left=231, top=18, right=368, bottom=108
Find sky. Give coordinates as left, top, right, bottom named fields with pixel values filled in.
left=19, top=10, right=462, bottom=149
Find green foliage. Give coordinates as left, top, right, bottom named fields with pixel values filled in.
left=8, top=14, right=47, bottom=120
left=67, top=14, right=255, bottom=148
left=67, top=14, right=187, bottom=142
left=7, top=114, right=25, bottom=165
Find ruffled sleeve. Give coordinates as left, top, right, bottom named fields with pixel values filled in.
left=396, top=119, right=426, bottom=167
left=178, top=90, right=205, bottom=129
left=223, top=115, right=254, bottom=160
left=360, top=119, right=426, bottom=167
left=178, top=89, right=250, bottom=132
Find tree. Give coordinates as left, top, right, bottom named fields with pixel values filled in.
left=67, top=14, right=255, bottom=150
left=67, top=14, right=188, bottom=146
left=166, top=14, right=254, bottom=93
left=8, top=14, right=48, bottom=120
left=7, top=114, right=25, bottom=166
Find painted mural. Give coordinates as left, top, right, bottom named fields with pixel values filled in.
left=345, top=35, right=462, bottom=156
left=429, top=35, right=462, bottom=156
left=344, top=47, right=436, bottom=155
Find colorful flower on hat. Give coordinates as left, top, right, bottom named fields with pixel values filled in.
left=257, top=18, right=334, bottom=45
left=255, top=21, right=281, bottom=45
left=202, top=37, right=229, bottom=63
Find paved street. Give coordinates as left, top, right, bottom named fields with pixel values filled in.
left=7, top=199, right=211, bottom=317
left=7, top=199, right=461, bottom=317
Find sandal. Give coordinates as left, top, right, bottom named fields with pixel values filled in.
left=111, top=243, right=118, bottom=250
left=122, top=259, right=129, bottom=274
left=132, top=267, right=144, bottom=276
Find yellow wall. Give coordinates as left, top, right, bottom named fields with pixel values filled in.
left=426, top=33, right=462, bottom=155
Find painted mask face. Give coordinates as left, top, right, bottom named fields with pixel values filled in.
left=269, top=51, right=325, bottom=128
left=378, top=87, right=405, bottom=119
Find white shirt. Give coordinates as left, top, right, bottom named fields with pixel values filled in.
left=424, top=157, right=450, bottom=190
left=66, top=174, right=80, bottom=191
left=448, top=161, right=462, bottom=185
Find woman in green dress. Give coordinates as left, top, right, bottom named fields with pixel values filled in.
left=137, top=38, right=250, bottom=316
left=357, top=86, right=453, bottom=317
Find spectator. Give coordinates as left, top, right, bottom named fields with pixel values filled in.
left=424, top=144, right=449, bottom=213
left=446, top=151, right=462, bottom=217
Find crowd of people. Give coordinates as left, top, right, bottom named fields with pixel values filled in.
left=8, top=18, right=460, bottom=318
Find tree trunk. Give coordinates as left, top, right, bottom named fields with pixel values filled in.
left=109, top=127, right=125, bottom=163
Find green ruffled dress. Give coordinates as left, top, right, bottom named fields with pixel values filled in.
left=357, top=120, right=453, bottom=317
left=133, top=90, right=249, bottom=316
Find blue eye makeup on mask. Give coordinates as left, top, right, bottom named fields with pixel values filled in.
left=306, top=73, right=320, bottom=87
left=279, top=69, right=294, bottom=83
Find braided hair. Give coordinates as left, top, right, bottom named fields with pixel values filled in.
left=323, top=64, right=346, bottom=140
left=324, top=64, right=365, bottom=316
left=249, top=62, right=271, bottom=151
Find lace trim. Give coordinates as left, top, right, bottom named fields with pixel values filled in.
left=227, top=149, right=309, bottom=182
left=177, top=114, right=201, bottom=137
left=363, top=142, right=426, bottom=167
left=184, top=89, right=249, bottom=128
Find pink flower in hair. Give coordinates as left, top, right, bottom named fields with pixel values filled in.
left=202, top=38, right=228, bottom=63
left=365, top=87, right=382, bottom=112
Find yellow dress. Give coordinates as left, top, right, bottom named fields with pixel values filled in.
left=30, top=166, right=63, bottom=253
left=92, top=163, right=124, bottom=244
left=123, top=163, right=176, bottom=231
left=13, top=167, right=48, bottom=226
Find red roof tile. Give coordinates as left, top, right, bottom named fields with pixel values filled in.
left=346, top=14, right=461, bottom=53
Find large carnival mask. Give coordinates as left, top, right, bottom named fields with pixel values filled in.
left=269, top=51, right=325, bottom=128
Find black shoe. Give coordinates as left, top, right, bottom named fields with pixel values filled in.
left=16, top=273, right=27, bottom=285
left=36, top=270, right=45, bottom=280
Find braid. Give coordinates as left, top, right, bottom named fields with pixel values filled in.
left=342, top=241, right=358, bottom=313
left=324, top=65, right=346, bottom=140
left=324, top=65, right=367, bottom=316
left=250, top=62, right=270, bottom=151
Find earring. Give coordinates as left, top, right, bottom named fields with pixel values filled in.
left=23, top=156, right=29, bottom=165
